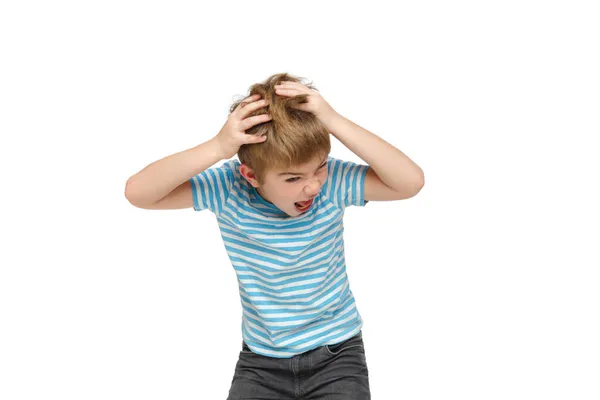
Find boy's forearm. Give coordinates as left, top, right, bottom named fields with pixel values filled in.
left=322, top=112, right=424, bottom=191
left=125, top=138, right=224, bottom=206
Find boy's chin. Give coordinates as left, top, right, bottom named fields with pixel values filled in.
left=283, top=207, right=303, bottom=217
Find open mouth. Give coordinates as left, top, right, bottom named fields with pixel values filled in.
left=294, top=198, right=314, bottom=212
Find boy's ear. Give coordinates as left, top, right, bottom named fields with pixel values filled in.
left=239, top=163, right=260, bottom=188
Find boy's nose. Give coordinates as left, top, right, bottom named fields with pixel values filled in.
left=304, top=180, right=322, bottom=196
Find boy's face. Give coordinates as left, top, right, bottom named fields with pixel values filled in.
left=240, top=153, right=329, bottom=217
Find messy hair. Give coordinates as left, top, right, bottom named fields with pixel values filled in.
left=229, top=72, right=331, bottom=184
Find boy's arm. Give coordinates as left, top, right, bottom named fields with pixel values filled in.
left=125, top=93, right=271, bottom=210
left=321, top=113, right=425, bottom=201
left=125, top=138, right=224, bottom=209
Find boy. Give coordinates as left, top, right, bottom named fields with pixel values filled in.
left=125, top=73, right=424, bottom=399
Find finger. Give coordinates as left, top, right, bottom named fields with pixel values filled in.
left=278, top=81, right=302, bottom=86
left=240, top=113, right=272, bottom=131
left=275, top=88, right=308, bottom=98
left=290, top=103, right=308, bottom=112
left=244, top=133, right=268, bottom=144
left=277, top=81, right=306, bottom=90
left=274, top=88, right=297, bottom=96
left=239, top=94, right=261, bottom=107
left=237, top=98, right=270, bottom=119
left=275, top=82, right=297, bottom=90
left=275, top=83, right=309, bottom=95
left=234, top=94, right=262, bottom=113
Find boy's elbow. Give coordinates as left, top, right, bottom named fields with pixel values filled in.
left=417, top=172, right=425, bottom=191
left=413, top=181, right=424, bottom=197
left=409, top=172, right=425, bottom=197
left=124, top=177, right=145, bottom=208
left=124, top=178, right=136, bottom=205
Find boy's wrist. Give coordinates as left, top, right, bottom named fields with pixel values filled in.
left=319, top=111, right=343, bottom=133
left=205, top=137, right=229, bottom=161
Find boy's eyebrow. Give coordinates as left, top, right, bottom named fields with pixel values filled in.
left=278, top=158, right=328, bottom=176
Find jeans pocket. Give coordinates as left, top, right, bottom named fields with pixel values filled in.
left=324, top=332, right=365, bottom=356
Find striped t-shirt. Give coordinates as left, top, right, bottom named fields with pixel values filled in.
left=190, top=156, right=369, bottom=358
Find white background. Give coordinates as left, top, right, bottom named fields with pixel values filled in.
left=1, top=1, right=599, bottom=399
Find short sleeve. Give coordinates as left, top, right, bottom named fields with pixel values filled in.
left=324, top=157, right=369, bottom=210
left=189, top=161, right=235, bottom=214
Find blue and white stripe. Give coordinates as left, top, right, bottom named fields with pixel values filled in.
left=190, top=156, right=369, bottom=358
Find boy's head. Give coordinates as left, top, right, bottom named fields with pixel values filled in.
left=230, top=72, right=331, bottom=216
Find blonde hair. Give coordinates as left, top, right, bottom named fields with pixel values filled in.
left=229, top=72, right=331, bottom=184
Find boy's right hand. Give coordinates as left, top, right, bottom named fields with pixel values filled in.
left=214, top=94, right=272, bottom=160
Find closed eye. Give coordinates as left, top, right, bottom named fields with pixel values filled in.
left=285, top=163, right=327, bottom=183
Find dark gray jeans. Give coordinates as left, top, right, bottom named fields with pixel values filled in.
left=226, top=331, right=371, bottom=399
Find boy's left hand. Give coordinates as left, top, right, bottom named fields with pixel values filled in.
left=274, top=81, right=339, bottom=124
